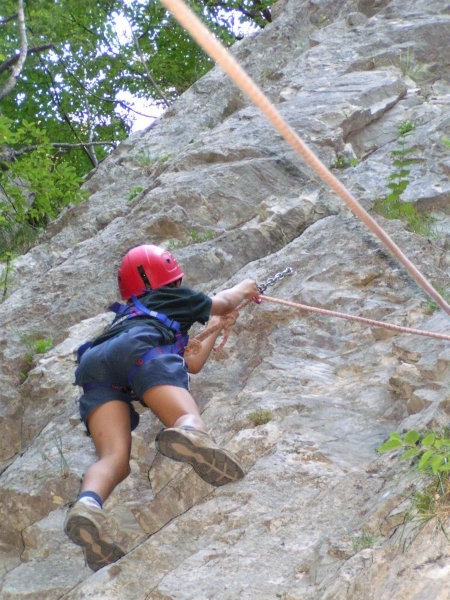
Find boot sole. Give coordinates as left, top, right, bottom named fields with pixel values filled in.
left=157, top=429, right=244, bottom=487
left=65, top=514, right=125, bottom=571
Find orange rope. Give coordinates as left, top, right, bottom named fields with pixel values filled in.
left=159, top=0, right=450, bottom=316
left=184, top=311, right=239, bottom=355
left=185, top=293, right=449, bottom=355
left=260, top=295, right=450, bottom=342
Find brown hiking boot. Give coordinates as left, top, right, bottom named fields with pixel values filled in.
left=64, top=502, right=125, bottom=571
left=155, top=427, right=245, bottom=487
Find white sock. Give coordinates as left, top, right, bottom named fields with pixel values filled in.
left=78, top=496, right=102, bottom=510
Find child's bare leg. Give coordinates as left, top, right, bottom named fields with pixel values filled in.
left=82, top=400, right=132, bottom=502
left=141, top=385, right=206, bottom=431
left=65, top=400, right=130, bottom=570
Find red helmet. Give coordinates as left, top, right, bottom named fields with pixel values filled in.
left=117, top=245, right=184, bottom=300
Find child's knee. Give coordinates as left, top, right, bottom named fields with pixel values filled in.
left=118, top=461, right=131, bottom=482
left=108, top=457, right=131, bottom=483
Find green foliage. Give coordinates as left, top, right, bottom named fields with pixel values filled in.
left=247, top=408, right=273, bottom=426
left=332, top=155, right=359, bottom=169
left=423, top=284, right=450, bottom=315
left=167, top=239, right=183, bottom=250
left=194, top=0, right=275, bottom=30
left=378, top=429, right=450, bottom=540
left=374, top=121, right=435, bottom=237
left=379, top=430, right=450, bottom=476
left=188, top=229, right=214, bottom=243
left=441, top=136, right=450, bottom=149
left=32, top=338, right=54, bottom=354
left=135, top=150, right=170, bottom=167
left=396, top=120, right=415, bottom=136
left=19, top=335, right=54, bottom=382
left=0, top=115, right=87, bottom=255
left=394, top=49, right=430, bottom=83
left=0, top=250, right=14, bottom=303
left=127, top=186, right=143, bottom=202
left=0, top=0, right=276, bottom=253
left=352, top=530, right=374, bottom=553
left=0, top=1, right=275, bottom=145
left=167, top=229, right=215, bottom=249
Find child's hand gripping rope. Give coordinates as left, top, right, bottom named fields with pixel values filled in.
left=185, top=268, right=294, bottom=355
left=184, top=310, right=240, bottom=355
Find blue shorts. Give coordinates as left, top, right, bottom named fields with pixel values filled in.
left=75, top=326, right=189, bottom=431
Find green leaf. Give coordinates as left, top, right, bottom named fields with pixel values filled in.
left=378, top=434, right=403, bottom=453
left=391, top=148, right=415, bottom=157
left=421, top=433, right=436, bottom=447
left=397, top=121, right=416, bottom=135
left=430, top=455, right=444, bottom=474
left=403, top=430, right=420, bottom=445
left=400, top=447, right=420, bottom=460
left=434, top=438, right=450, bottom=449
left=418, top=449, right=435, bottom=471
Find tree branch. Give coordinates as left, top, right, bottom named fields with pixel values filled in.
left=120, top=5, right=171, bottom=108
left=55, top=49, right=166, bottom=118
left=0, top=44, right=54, bottom=75
left=36, top=56, right=99, bottom=168
left=0, top=13, right=18, bottom=26
left=0, top=142, right=119, bottom=169
left=0, top=0, right=28, bottom=100
left=17, top=141, right=117, bottom=156
left=203, top=0, right=272, bottom=25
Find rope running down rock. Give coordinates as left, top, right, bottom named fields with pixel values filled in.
left=184, top=294, right=449, bottom=356
left=159, top=0, right=450, bottom=316
left=260, top=295, right=450, bottom=342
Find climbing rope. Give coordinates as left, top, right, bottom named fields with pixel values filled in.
left=159, top=0, right=450, bottom=316
left=260, top=294, right=450, bottom=342
left=184, top=311, right=238, bottom=356
left=185, top=284, right=449, bottom=355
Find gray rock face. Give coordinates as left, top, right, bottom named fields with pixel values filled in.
left=1, top=0, right=449, bottom=598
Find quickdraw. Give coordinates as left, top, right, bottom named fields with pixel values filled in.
left=257, top=267, right=294, bottom=294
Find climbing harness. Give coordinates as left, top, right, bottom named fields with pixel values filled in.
left=77, top=295, right=189, bottom=397
left=108, top=294, right=184, bottom=336
left=77, top=294, right=189, bottom=385
left=110, top=295, right=189, bottom=384
left=158, top=0, right=450, bottom=316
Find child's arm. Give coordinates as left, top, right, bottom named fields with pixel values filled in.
left=184, top=279, right=259, bottom=373
left=210, top=279, right=260, bottom=315
left=184, top=315, right=234, bottom=374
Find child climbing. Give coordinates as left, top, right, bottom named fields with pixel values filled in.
left=64, top=244, right=260, bottom=571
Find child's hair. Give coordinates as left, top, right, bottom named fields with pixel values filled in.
left=165, top=279, right=182, bottom=288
